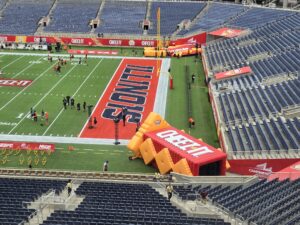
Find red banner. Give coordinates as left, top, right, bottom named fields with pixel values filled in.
left=170, top=32, right=206, bottom=46
left=68, top=49, right=118, bottom=55
left=0, top=34, right=207, bottom=47
left=208, top=28, right=243, bottom=38
left=268, top=161, right=300, bottom=181
left=145, top=127, right=227, bottom=176
left=0, top=78, right=32, bottom=87
left=97, top=38, right=157, bottom=47
left=0, top=142, right=55, bottom=152
left=214, top=66, right=252, bottom=80
left=229, top=159, right=300, bottom=178
left=0, top=35, right=16, bottom=42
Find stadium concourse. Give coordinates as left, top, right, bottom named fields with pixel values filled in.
left=0, top=0, right=300, bottom=225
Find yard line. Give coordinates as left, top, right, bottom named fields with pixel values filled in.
left=8, top=65, right=78, bottom=134
left=42, top=59, right=103, bottom=136
left=78, top=58, right=124, bottom=137
left=0, top=62, right=54, bottom=111
left=4, top=56, right=45, bottom=80
left=2, top=55, right=24, bottom=70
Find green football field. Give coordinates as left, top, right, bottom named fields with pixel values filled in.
left=0, top=51, right=219, bottom=172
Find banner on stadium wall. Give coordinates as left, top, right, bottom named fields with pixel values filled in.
left=97, top=38, right=157, bottom=47
left=0, top=142, right=55, bottom=152
left=268, top=161, right=300, bottom=181
left=68, top=49, right=118, bottom=55
left=145, top=127, right=227, bottom=176
left=26, top=36, right=158, bottom=47
left=0, top=33, right=204, bottom=47
left=0, top=78, right=32, bottom=87
left=0, top=35, right=16, bottom=42
left=170, top=32, right=206, bottom=46
left=214, top=66, right=252, bottom=80
left=26, top=36, right=56, bottom=43
left=229, top=159, right=300, bottom=178
left=208, top=28, right=243, bottom=38
left=16, top=36, right=27, bottom=43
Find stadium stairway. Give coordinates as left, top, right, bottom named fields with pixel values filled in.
left=91, top=0, right=105, bottom=34
left=35, top=0, right=58, bottom=35
left=151, top=183, right=245, bottom=225
left=172, top=2, right=209, bottom=36
left=0, top=0, right=10, bottom=16
left=24, top=180, right=85, bottom=225
left=151, top=182, right=217, bottom=218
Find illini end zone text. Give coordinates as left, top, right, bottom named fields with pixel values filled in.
left=0, top=78, right=32, bottom=87
left=102, top=64, right=154, bottom=123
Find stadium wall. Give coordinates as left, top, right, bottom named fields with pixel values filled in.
left=0, top=33, right=207, bottom=48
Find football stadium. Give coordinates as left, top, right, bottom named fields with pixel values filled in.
left=0, top=0, right=299, bottom=224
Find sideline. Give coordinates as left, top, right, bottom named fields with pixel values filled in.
left=0, top=134, right=128, bottom=145
left=0, top=51, right=161, bottom=60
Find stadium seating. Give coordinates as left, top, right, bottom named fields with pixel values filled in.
left=217, top=78, right=300, bottom=123
left=180, top=3, right=245, bottom=35
left=223, top=117, right=300, bottom=152
left=0, top=1, right=297, bottom=36
left=0, top=177, right=66, bottom=225
left=175, top=178, right=300, bottom=225
left=45, top=0, right=101, bottom=33
left=96, top=1, right=146, bottom=34
left=148, top=2, right=206, bottom=35
left=228, top=7, right=294, bottom=29
left=201, top=7, right=299, bottom=156
left=42, top=182, right=230, bottom=225
left=0, top=0, right=53, bottom=35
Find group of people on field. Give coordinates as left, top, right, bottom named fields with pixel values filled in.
left=30, top=107, right=48, bottom=126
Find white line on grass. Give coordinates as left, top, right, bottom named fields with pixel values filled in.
left=4, top=56, right=45, bottom=80
left=42, top=59, right=104, bottom=136
left=0, top=62, right=55, bottom=111
left=8, top=65, right=78, bottom=134
left=2, top=55, right=24, bottom=70
left=78, top=58, right=124, bottom=137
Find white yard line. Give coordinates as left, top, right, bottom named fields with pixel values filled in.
left=8, top=65, right=78, bottom=134
left=77, top=58, right=124, bottom=137
left=2, top=55, right=25, bottom=69
left=0, top=134, right=129, bottom=145
left=2, top=55, right=24, bottom=69
left=0, top=62, right=54, bottom=111
left=5, top=56, right=45, bottom=80
left=42, top=59, right=104, bottom=136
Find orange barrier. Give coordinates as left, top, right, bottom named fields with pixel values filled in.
left=144, top=44, right=201, bottom=57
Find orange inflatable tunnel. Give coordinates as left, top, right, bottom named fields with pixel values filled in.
left=167, top=44, right=201, bottom=57
left=127, top=112, right=170, bottom=157
left=144, top=47, right=167, bottom=57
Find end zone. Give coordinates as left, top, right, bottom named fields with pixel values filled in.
left=79, top=58, right=170, bottom=140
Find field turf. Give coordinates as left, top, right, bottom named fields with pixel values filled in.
left=0, top=52, right=219, bottom=172
left=0, top=54, right=120, bottom=136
